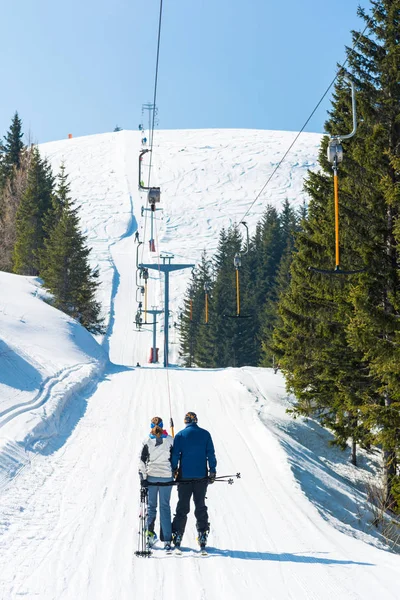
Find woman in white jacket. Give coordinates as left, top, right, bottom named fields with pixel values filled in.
left=139, top=416, right=174, bottom=551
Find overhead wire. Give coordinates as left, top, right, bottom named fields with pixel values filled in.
left=238, top=17, right=372, bottom=226
left=140, top=0, right=164, bottom=265
left=147, top=0, right=163, bottom=188
left=136, top=0, right=174, bottom=431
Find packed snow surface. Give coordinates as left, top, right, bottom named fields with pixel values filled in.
left=0, top=129, right=399, bottom=599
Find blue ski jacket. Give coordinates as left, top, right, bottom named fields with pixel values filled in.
left=171, top=422, right=217, bottom=479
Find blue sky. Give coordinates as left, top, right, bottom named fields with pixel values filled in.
left=1, top=0, right=369, bottom=143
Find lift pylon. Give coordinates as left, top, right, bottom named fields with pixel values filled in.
left=139, top=253, right=194, bottom=367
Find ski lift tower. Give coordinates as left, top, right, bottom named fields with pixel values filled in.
left=139, top=253, right=194, bottom=367
left=146, top=307, right=163, bottom=364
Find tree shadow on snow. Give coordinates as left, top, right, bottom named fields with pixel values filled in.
left=0, top=338, right=42, bottom=393
left=207, top=547, right=373, bottom=565
left=269, top=414, right=389, bottom=550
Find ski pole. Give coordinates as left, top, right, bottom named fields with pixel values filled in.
left=145, top=476, right=209, bottom=487
left=214, top=473, right=241, bottom=480
left=135, top=487, right=152, bottom=558
left=144, top=473, right=241, bottom=487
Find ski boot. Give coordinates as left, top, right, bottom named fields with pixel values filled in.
left=172, top=532, right=182, bottom=547
left=172, top=532, right=183, bottom=554
left=146, top=530, right=158, bottom=547
left=197, top=530, right=208, bottom=555
left=164, top=542, right=172, bottom=554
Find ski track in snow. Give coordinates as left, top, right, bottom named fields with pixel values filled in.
left=0, top=130, right=399, bottom=599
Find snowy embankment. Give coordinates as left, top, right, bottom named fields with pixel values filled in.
left=0, top=272, right=106, bottom=490
left=0, top=131, right=137, bottom=487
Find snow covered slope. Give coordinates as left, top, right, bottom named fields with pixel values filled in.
left=41, top=130, right=320, bottom=325
left=40, top=128, right=321, bottom=363
left=0, top=129, right=399, bottom=600
left=0, top=272, right=106, bottom=491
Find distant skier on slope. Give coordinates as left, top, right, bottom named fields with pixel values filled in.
left=139, top=417, right=174, bottom=552
left=171, top=412, right=217, bottom=551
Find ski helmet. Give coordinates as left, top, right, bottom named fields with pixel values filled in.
left=184, top=412, right=198, bottom=424
left=151, top=416, right=163, bottom=429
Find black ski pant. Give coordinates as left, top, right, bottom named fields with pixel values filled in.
left=172, top=479, right=209, bottom=537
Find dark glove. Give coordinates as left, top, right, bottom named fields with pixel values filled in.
left=208, top=472, right=216, bottom=484
left=141, top=478, right=149, bottom=488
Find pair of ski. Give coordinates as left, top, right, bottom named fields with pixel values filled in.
left=173, top=546, right=208, bottom=557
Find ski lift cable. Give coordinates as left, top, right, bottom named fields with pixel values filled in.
left=153, top=195, right=174, bottom=435
left=238, top=17, right=372, bottom=227
left=147, top=0, right=163, bottom=189
left=139, top=0, right=163, bottom=266
left=136, top=2, right=172, bottom=432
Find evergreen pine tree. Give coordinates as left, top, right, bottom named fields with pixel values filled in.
left=40, top=165, right=104, bottom=334
left=258, top=201, right=297, bottom=366
left=209, top=226, right=244, bottom=367
left=0, top=112, right=24, bottom=188
left=272, top=1, right=400, bottom=499
left=13, top=148, right=55, bottom=275
left=179, top=251, right=212, bottom=367
left=0, top=148, right=32, bottom=272
left=343, top=1, right=400, bottom=508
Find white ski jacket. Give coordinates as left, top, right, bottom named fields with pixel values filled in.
left=139, top=433, right=174, bottom=479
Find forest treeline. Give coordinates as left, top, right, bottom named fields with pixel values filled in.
left=179, top=200, right=305, bottom=369
left=0, top=114, right=103, bottom=333
left=180, top=1, right=400, bottom=514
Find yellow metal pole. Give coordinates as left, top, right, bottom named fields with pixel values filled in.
left=236, top=269, right=240, bottom=316
left=205, top=293, right=208, bottom=324
left=334, top=169, right=340, bottom=269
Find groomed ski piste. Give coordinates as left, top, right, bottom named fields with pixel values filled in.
left=0, top=129, right=399, bottom=599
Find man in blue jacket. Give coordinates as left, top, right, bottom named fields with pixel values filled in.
left=171, top=412, right=217, bottom=549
